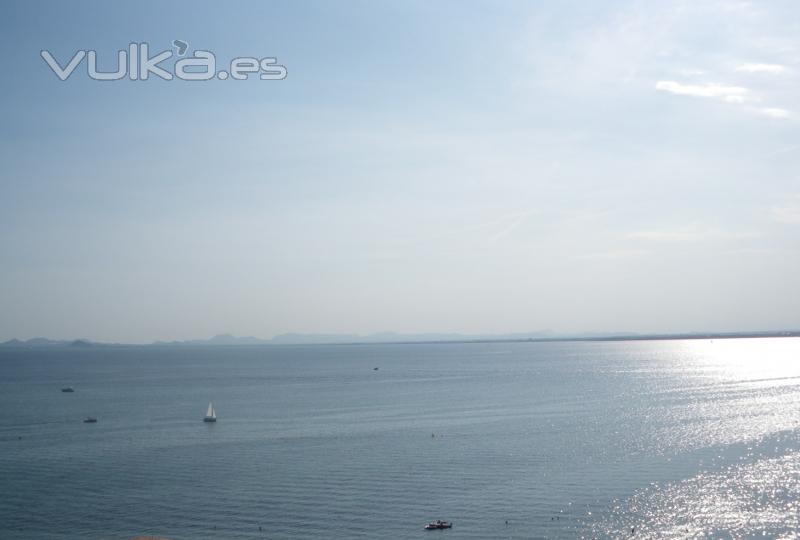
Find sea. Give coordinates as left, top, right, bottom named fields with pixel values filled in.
left=2, top=337, right=800, bottom=539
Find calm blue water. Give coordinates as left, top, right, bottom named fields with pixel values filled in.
left=2, top=338, right=800, bottom=539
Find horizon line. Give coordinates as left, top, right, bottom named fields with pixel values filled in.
left=3, top=329, right=800, bottom=348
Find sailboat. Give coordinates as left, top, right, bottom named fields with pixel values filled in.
left=203, top=402, right=217, bottom=422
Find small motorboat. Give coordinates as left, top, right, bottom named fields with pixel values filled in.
left=61, top=387, right=74, bottom=392
left=83, top=416, right=98, bottom=423
left=424, top=520, right=452, bottom=530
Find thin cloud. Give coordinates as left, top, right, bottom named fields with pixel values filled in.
left=628, top=228, right=699, bottom=242
left=725, top=95, right=747, bottom=104
left=735, top=63, right=787, bottom=74
left=655, top=81, right=748, bottom=100
left=628, top=224, right=757, bottom=243
left=771, top=196, right=800, bottom=224
left=574, top=249, right=649, bottom=260
left=432, top=210, right=539, bottom=246
left=765, top=143, right=800, bottom=157
left=758, top=107, right=791, bottom=119
left=656, top=81, right=792, bottom=118
left=487, top=211, right=535, bottom=243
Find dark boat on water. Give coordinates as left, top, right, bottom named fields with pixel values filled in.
left=61, top=387, right=74, bottom=392
left=424, top=520, right=452, bottom=530
left=83, top=416, right=97, bottom=423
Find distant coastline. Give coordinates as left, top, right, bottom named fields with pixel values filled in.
left=2, top=330, right=799, bottom=349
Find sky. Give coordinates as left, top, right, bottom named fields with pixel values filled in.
left=0, top=0, right=798, bottom=343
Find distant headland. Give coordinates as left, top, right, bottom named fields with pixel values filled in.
left=2, top=330, right=799, bottom=349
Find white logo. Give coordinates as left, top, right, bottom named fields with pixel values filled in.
left=41, top=41, right=288, bottom=82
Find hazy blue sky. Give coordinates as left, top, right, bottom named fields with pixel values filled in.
left=1, top=0, right=798, bottom=343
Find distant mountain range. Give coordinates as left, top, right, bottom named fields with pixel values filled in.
left=3, top=332, right=556, bottom=348
left=153, top=331, right=559, bottom=346
left=2, top=330, right=799, bottom=348
left=0, top=338, right=96, bottom=348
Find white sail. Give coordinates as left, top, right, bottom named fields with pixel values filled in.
left=206, top=402, right=214, bottom=418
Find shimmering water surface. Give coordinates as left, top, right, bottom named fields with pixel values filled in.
left=1, top=338, right=799, bottom=539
